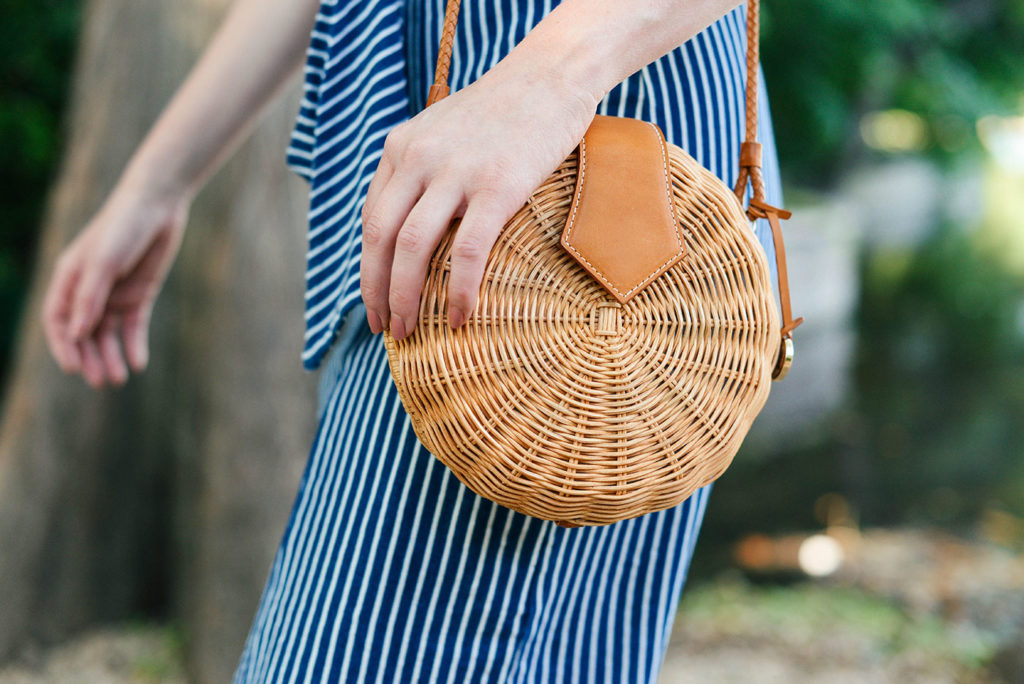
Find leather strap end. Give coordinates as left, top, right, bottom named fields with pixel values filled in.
left=425, top=83, right=449, bottom=107
left=749, top=198, right=803, bottom=346
left=748, top=197, right=792, bottom=220
left=781, top=317, right=804, bottom=336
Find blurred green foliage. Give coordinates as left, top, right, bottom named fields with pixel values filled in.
left=762, top=0, right=1024, bottom=184
left=1, top=1, right=80, bottom=383
left=853, top=224, right=1024, bottom=526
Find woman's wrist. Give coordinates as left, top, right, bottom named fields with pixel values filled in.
left=496, top=0, right=656, bottom=105
left=498, top=0, right=743, bottom=107
left=478, top=49, right=602, bottom=131
left=121, top=150, right=193, bottom=203
left=491, top=6, right=620, bottom=107
left=95, top=153, right=196, bottom=250
left=113, top=149, right=197, bottom=222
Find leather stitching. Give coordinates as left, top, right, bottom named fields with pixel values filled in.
left=564, top=120, right=685, bottom=299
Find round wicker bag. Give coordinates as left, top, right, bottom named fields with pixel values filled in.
left=382, top=0, right=803, bottom=527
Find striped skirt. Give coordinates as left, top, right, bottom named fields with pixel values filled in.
left=233, top=1, right=788, bottom=676
left=232, top=299, right=713, bottom=683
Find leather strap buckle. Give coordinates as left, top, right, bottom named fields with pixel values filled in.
left=746, top=198, right=803, bottom=381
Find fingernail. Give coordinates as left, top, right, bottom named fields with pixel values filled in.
left=390, top=313, right=406, bottom=340
left=367, top=309, right=382, bottom=334
left=448, top=306, right=465, bottom=328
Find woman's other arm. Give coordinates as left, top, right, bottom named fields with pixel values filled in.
left=42, top=0, right=320, bottom=388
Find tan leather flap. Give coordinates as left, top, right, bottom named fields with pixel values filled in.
left=560, top=114, right=684, bottom=304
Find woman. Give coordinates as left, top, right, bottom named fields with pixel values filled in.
left=41, top=0, right=783, bottom=681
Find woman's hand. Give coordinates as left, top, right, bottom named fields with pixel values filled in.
left=41, top=182, right=190, bottom=388
left=39, top=0, right=322, bottom=389
left=359, top=57, right=600, bottom=339
left=359, top=0, right=753, bottom=340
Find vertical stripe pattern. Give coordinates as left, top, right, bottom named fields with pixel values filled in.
left=236, top=0, right=787, bottom=680
left=288, top=0, right=784, bottom=371
left=234, top=301, right=714, bottom=683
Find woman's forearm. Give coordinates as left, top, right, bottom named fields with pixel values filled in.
left=493, top=0, right=744, bottom=105
left=119, top=0, right=320, bottom=201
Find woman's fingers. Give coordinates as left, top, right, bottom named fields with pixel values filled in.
left=42, top=242, right=148, bottom=385
left=445, top=194, right=513, bottom=328
left=42, top=254, right=83, bottom=373
left=359, top=172, right=423, bottom=335
left=121, top=306, right=151, bottom=372
left=39, top=188, right=189, bottom=388
left=362, top=162, right=522, bottom=340
left=77, top=336, right=107, bottom=389
left=360, top=150, right=394, bottom=234
left=357, top=138, right=397, bottom=334
left=387, top=182, right=463, bottom=339
left=97, top=316, right=130, bottom=386
left=68, top=256, right=116, bottom=341
left=357, top=67, right=598, bottom=342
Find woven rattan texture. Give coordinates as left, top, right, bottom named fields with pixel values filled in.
left=383, top=144, right=779, bottom=527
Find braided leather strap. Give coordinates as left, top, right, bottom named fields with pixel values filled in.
left=425, top=0, right=462, bottom=106
left=730, top=0, right=804, bottom=372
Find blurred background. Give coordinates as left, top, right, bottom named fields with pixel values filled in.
left=1, top=0, right=1023, bottom=682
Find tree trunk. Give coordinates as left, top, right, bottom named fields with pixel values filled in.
left=0, top=1, right=317, bottom=681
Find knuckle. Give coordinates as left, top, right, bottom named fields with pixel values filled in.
left=472, top=184, right=507, bottom=210
left=360, top=280, right=386, bottom=304
left=388, top=287, right=414, bottom=313
left=394, top=224, right=426, bottom=254
left=362, top=214, right=386, bottom=247
left=402, top=139, right=434, bottom=165
left=436, top=158, right=470, bottom=182
left=451, top=235, right=486, bottom=263
left=470, top=183, right=516, bottom=217
left=75, top=293, right=96, bottom=317
left=382, top=125, right=406, bottom=155
left=473, top=171, right=503, bottom=194
left=472, top=158, right=515, bottom=194
left=390, top=119, right=411, bottom=138
left=93, top=248, right=119, bottom=273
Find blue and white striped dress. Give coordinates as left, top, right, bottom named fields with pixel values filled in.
left=234, top=0, right=783, bottom=681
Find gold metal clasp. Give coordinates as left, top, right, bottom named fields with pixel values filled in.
left=772, top=335, right=794, bottom=381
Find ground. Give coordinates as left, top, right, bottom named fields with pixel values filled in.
left=1, top=527, right=1021, bottom=683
